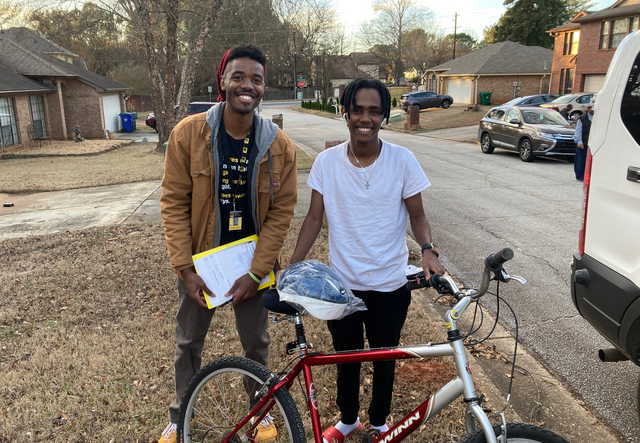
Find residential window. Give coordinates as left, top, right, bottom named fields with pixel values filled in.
left=620, top=50, right=640, bottom=145
left=611, top=18, right=629, bottom=48
left=600, top=21, right=610, bottom=49
left=0, top=97, right=18, bottom=148
left=564, top=31, right=580, bottom=55
left=29, top=96, right=48, bottom=138
left=559, top=68, right=565, bottom=94
left=630, top=17, right=639, bottom=32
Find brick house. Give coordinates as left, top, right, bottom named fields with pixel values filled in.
left=0, top=27, right=132, bottom=150
left=423, top=41, right=553, bottom=105
left=547, top=0, right=640, bottom=94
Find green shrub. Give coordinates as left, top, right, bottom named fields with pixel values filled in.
left=392, top=97, right=397, bottom=108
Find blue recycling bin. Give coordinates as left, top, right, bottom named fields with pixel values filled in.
left=119, top=113, right=134, bottom=133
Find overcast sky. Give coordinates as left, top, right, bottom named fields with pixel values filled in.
left=336, top=0, right=615, bottom=42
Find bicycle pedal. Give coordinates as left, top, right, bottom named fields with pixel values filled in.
left=362, top=429, right=381, bottom=443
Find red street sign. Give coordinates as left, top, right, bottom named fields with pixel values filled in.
left=298, top=80, right=307, bottom=88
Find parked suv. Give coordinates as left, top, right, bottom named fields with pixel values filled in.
left=400, top=91, right=453, bottom=111
left=478, top=106, right=576, bottom=162
left=570, top=31, right=640, bottom=415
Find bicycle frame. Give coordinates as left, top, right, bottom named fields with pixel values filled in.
left=227, top=294, right=502, bottom=443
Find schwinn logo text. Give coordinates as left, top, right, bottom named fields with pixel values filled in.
left=379, top=411, right=421, bottom=442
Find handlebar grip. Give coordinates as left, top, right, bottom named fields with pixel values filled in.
left=406, top=279, right=429, bottom=291
left=485, top=248, right=514, bottom=270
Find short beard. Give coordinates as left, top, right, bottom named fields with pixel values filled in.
left=230, top=103, right=255, bottom=115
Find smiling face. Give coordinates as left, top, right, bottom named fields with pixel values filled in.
left=221, top=57, right=265, bottom=115
left=342, top=88, right=384, bottom=146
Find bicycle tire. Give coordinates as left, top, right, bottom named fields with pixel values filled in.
left=457, top=422, right=570, bottom=443
left=178, top=356, right=307, bottom=443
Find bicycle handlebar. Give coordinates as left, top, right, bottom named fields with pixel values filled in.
left=484, top=248, right=514, bottom=271
left=406, top=247, right=515, bottom=297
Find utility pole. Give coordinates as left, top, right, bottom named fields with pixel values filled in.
left=453, top=12, right=458, bottom=60
left=293, top=33, right=297, bottom=101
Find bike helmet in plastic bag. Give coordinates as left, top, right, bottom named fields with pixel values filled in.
left=276, top=260, right=367, bottom=320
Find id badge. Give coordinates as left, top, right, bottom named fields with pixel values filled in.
left=229, top=211, right=242, bottom=231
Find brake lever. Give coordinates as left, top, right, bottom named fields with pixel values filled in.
left=499, top=268, right=526, bottom=285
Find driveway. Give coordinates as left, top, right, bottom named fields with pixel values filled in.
left=0, top=181, right=161, bottom=240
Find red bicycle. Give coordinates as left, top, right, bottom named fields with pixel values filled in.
left=177, top=248, right=569, bottom=443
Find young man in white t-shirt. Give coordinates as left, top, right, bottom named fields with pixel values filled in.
left=287, top=78, right=445, bottom=442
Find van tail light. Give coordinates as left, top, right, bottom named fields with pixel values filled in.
left=578, top=148, right=593, bottom=256
left=552, top=107, right=559, bottom=111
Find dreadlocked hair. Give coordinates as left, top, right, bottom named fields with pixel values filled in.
left=340, top=78, right=391, bottom=124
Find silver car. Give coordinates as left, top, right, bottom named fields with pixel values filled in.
left=539, top=93, right=594, bottom=119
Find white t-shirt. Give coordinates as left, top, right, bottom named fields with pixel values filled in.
left=307, top=139, right=431, bottom=292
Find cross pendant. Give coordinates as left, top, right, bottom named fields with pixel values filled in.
left=365, top=183, right=370, bottom=189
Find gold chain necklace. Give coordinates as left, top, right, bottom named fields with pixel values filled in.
left=349, top=141, right=381, bottom=190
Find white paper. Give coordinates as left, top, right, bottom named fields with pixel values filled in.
left=194, top=240, right=273, bottom=308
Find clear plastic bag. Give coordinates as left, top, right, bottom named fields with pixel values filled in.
left=276, top=260, right=367, bottom=320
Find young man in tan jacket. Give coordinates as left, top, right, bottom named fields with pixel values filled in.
left=159, top=44, right=297, bottom=443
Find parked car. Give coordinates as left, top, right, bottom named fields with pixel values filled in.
left=539, top=93, right=594, bottom=119
left=570, top=31, right=640, bottom=417
left=478, top=106, right=576, bottom=162
left=145, top=102, right=217, bottom=131
left=502, top=94, right=559, bottom=107
left=400, top=91, right=453, bottom=112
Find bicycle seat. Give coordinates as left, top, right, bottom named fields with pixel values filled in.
left=262, top=289, right=299, bottom=315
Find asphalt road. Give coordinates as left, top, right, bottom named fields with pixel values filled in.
left=262, top=103, right=640, bottom=442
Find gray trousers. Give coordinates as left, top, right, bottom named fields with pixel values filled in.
left=169, top=277, right=270, bottom=423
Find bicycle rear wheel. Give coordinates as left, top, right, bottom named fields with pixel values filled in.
left=457, top=422, right=569, bottom=443
left=178, top=356, right=306, bottom=443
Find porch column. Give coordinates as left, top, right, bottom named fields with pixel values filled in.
left=56, top=79, right=68, bottom=140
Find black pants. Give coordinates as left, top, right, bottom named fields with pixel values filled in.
left=327, top=285, right=411, bottom=426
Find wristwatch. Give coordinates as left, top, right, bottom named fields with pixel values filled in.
left=421, top=243, right=440, bottom=257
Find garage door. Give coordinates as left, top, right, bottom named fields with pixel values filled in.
left=447, top=78, right=473, bottom=104
left=584, top=74, right=606, bottom=93
left=102, top=94, right=122, bottom=132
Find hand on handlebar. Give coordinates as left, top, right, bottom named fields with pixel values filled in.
left=422, top=250, right=445, bottom=276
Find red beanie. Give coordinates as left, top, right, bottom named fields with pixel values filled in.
left=216, top=50, right=231, bottom=102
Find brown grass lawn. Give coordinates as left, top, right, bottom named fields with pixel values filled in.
left=0, top=144, right=313, bottom=195
left=385, top=105, right=492, bottom=133
left=0, top=143, right=164, bottom=195
left=0, top=219, right=483, bottom=443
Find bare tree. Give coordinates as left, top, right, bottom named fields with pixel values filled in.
left=360, top=0, right=434, bottom=84
left=106, top=0, right=224, bottom=150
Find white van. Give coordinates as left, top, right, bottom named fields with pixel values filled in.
left=570, top=30, right=640, bottom=409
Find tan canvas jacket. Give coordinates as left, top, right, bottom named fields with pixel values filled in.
left=160, top=103, right=297, bottom=280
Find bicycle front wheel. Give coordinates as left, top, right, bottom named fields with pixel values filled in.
left=178, top=356, right=306, bottom=443
left=458, top=422, right=569, bottom=443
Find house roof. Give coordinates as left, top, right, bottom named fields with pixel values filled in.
left=574, top=4, right=640, bottom=23
left=547, top=20, right=582, bottom=33
left=427, top=41, right=553, bottom=76
left=331, top=55, right=373, bottom=79
left=0, top=36, right=131, bottom=92
left=2, top=27, right=78, bottom=57
left=0, top=56, right=56, bottom=93
left=351, top=52, right=381, bottom=65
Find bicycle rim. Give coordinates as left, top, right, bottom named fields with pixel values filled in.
left=180, top=360, right=303, bottom=443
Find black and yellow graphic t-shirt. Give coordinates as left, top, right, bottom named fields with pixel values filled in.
left=218, top=121, right=257, bottom=246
